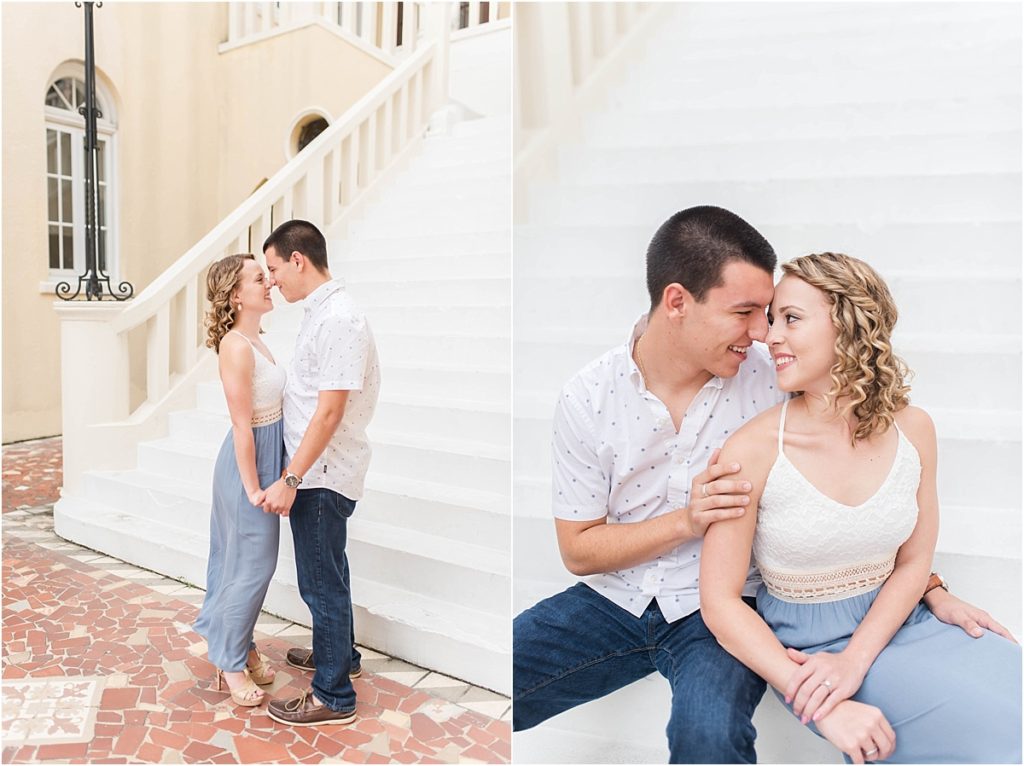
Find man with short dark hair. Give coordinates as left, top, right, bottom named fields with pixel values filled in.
left=260, top=219, right=380, bottom=726
left=512, top=206, right=1006, bottom=763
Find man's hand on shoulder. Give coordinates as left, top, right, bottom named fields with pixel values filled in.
left=262, top=478, right=297, bottom=517
left=681, top=448, right=751, bottom=539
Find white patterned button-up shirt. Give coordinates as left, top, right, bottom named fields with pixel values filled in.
left=551, top=315, right=786, bottom=622
left=284, top=279, right=380, bottom=501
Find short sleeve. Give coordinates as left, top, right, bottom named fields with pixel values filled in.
left=551, top=384, right=609, bottom=521
left=316, top=311, right=368, bottom=391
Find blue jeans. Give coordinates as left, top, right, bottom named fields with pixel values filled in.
left=514, top=583, right=766, bottom=764
left=289, top=488, right=362, bottom=712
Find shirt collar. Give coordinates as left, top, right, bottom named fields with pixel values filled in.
left=625, top=313, right=724, bottom=393
left=302, top=278, right=345, bottom=313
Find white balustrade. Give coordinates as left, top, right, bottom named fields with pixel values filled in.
left=513, top=2, right=662, bottom=219
left=56, top=13, right=451, bottom=493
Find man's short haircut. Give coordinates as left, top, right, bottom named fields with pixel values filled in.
left=262, top=219, right=329, bottom=273
left=645, top=206, right=776, bottom=309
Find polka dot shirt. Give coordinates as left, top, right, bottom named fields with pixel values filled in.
left=551, top=315, right=786, bottom=622
left=284, top=279, right=380, bottom=500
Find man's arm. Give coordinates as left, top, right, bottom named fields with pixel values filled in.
left=263, top=389, right=349, bottom=516
left=555, top=451, right=750, bottom=575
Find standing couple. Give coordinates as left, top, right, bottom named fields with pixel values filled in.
left=192, top=219, right=380, bottom=727
left=513, top=206, right=1021, bottom=763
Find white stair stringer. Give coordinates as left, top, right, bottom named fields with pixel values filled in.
left=54, top=91, right=512, bottom=690
left=513, top=3, right=1020, bottom=763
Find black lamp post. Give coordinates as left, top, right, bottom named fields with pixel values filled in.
left=57, top=1, right=133, bottom=301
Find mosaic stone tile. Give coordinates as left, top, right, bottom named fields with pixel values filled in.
left=1, top=677, right=106, bottom=745
left=2, top=437, right=510, bottom=764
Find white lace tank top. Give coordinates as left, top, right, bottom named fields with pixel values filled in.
left=753, top=399, right=922, bottom=603
left=228, top=330, right=286, bottom=426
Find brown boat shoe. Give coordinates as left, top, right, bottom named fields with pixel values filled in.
left=266, top=690, right=356, bottom=727
left=285, top=647, right=362, bottom=678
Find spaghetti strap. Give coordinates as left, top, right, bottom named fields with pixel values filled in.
left=228, top=329, right=256, bottom=349
left=777, top=398, right=789, bottom=454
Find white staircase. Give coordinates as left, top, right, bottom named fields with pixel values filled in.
left=514, top=3, right=1021, bottom=763
left=55, top=19, right=511, bottom=692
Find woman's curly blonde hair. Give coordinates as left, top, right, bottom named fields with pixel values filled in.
left=781, top=252, right=912, bottom=444
left=205, top=254, right=257, bottom=353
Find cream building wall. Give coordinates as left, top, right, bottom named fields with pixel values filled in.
left=2, top=2, right=392, bottom=442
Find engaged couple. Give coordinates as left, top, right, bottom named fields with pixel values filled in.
left=512, top=206, right=1022, bottom=763
left=191, top=219, right=380, bottom=727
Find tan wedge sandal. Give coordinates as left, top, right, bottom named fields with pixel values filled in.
left=216, top=668, right=265, bottom=707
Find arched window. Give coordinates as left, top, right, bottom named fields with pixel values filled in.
left=286, top=110, right=331, bottom=159
left=44, top=72, right=117, bottom=280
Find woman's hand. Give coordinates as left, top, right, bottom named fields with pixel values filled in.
left=785, top=648, right=869, bottom=723
left=815, top=700, right=895, bottom=764
left=248, top=487, right=266, bottom=508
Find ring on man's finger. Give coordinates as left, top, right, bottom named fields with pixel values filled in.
left=821, top=679, right=833, bottom=689
left=864, top=747, right=878, bottom=758
left=701, top=483, right=709, bottom=498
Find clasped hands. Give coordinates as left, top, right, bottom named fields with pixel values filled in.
left=786, top=648, right=895, bottom=763
left=248, top=479, right=297, bottom=517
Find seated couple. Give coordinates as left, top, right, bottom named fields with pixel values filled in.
left=513, top=206, right=1020, bottom=763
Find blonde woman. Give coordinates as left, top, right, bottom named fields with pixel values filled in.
left=700, top=253, right=1020, bottom=763
left=193, top=254, right=285, bottom=707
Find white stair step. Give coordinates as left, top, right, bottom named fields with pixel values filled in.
left=380, top=175, right=510, bottom=206
left=83, top=469, right=213, bottom=535
left=402, top=157, right=510, bottom=185
left=529, top=175, right=1022, bottom=228
left=414, top=134, right=510, bottom=166
left=361, top=473, right=508, bottom=546
left=372, top=395, right=509, bottom=447
left=584, top=97, right=1021, bottom=146
left=374, top=330, right=509, bottom=369
left=355, top=303, right=510, bottom=337
left=351, top=207, right=509, bottom=238
left=332, top=228, right=509, bottom=260
left=367, top=429, right=510, bottom=495
left=138, top=437, right=219, bottom=485
left=342, top=519, right=509, bottom=610
left=169, top=408, right=230, bottom=443
left=53, top=494, right=510, bottom=694
left=559, top=131, right=1021, bottom=184
left=516, top=220, right=1021, bottom=275
left=382, top=361, right=509, bottom=404
left=346, top=276, right=509, bottom=306
left=352, top=577, right=510, bottom=693
left=339, top=251, right=510, bottom=281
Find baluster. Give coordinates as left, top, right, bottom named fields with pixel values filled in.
left=244, top=3, right=257, bottom=37
left=570, top=3, right=594, bottom=85
left=305, top=160, right=325, bottom=228
left=396, top=82, right=409, bottom=146
left=341, top=1, right=357, bottom=35
left=331, top=146, right=343, bottom=218
left=345, top=131, right=360, bottom=203
left=488, top=1, right=499, bottom=24
left=360, top=1, right=378, bottom=43
left=260, top=1, right=273, bottom=33
left=380, top=2, right=397, bottom=54
left=364, top=111, right=378, bottom=185
left=411, top=69, right=424, bottom=133
left=228, top=3, right=242, bottom=41
left=402, top=1, right=418, bottom=51
left=146, top=304, right=170, bottom=403
left=381, top=97, right=394, bottom=167
left=184, top=279, right=198, bottom=367
left=469, top=1, right=481, bottom=28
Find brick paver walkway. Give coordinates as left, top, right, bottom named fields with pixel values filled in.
left=2, top=438, right=510, bottom=764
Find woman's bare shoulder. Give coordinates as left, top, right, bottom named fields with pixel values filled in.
left=894, top=404, right=936, bottom=453
left=720, top=401, right=786, bottom=470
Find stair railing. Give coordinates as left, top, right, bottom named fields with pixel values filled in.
left=223, top=1, right=426, bottom=60
left=55, top=4, right=453, bottom=495
left=513, top=2, right=665, bottom=221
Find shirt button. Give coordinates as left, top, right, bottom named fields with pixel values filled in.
left=674, top=455, right=685, bottom=464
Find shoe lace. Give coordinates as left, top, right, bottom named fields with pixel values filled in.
left=285, top=690, right=309, bottom=713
